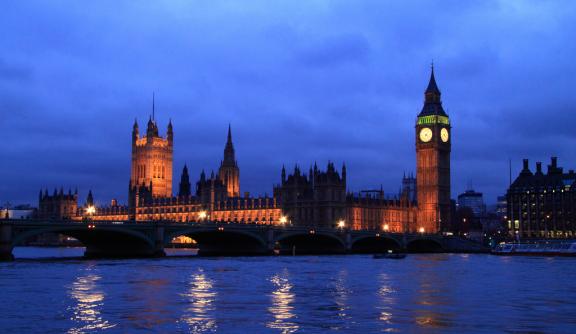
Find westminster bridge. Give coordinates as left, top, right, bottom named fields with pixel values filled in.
left=0, top=219, right=487, bottom=260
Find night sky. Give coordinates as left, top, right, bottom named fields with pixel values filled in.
left=2, top=1, right=576, bottom=207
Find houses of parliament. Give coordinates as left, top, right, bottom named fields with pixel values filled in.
left=38, top=68, right=452, bottom=233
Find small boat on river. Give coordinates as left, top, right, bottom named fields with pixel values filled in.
left=373, top=250, right=407, bottom=259
left=492, top=240, right=576, bottom=256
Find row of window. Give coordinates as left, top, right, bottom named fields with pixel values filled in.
left=135, top=164, right=166, bottom=179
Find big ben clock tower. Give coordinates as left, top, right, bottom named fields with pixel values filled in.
left=416, top=66, right=451, bottom=233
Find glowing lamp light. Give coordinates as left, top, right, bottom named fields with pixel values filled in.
left=279, top=216, right=288, bottom=224
left=86, top=206, right=96, bottom=215
left=418, top=227, right=425, bottom=233
left=383, top=224, right=389, bottom=231
left=337, top=220, right=345, bottom=228
left=198, top=211, right=207, bottom=219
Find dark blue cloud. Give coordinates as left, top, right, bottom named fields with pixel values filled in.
left=1, top=0, right=576, bottom=206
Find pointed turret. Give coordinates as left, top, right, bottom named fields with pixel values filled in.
left=178, top=164, right=191, bottom=197
left=419, top=64, right=447, bottom=117
left=342, top=162, right=347, bottom=183
left=132, top=119, right=139, bottom=144
left=425, top=64, right=441, bottom=97
left=222, top=124, right=236, bottom=165
left=167, top=119, right=173, bottom=144
left=86, top=190, right=94, bottom=206
left=281, top=165, right=286, bottom=183
left=218, top=124, right=240, bottom=197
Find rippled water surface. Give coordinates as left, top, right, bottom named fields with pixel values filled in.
left=1, top=247, right=576, bottom=333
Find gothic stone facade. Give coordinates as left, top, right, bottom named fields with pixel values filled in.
left=38, top=69, right=451, bottom=233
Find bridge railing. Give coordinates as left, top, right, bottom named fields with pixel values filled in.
left=0, top=218, right=447, bottom=237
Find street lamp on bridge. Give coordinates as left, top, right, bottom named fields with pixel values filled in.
left=85, top=205, right=96, bottom=217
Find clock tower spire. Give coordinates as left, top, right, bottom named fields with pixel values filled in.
left=415, top=66, right=451, bottom=233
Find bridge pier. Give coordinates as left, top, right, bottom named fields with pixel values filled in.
left=153, top=225, right=166, bottom=257
left=267, top=229, right=275, bottom=254
left=0, top=223, right=14, bottom=261
left=345, top=232, right=352, bottom=253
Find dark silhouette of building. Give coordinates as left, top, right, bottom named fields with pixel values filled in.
left=275, top=162, right=347, bottom=228
left=38, top=188, right=78, bottom=219
left=507, top=157, right=576, bottom=239
left=178, top=165, right=191, bottom=197
left=401, top=173, right=417, bottom=203
left=457, top=189, right=486, bottom=217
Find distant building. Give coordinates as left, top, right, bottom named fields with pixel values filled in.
left=507, top=157, right=576, bottom=239
left=0, top=204, right=35, bottom=219
left=38, top=189, right=78, bottom=220
left=401, top=173, right=417, bottom=203
left=496, top=195, right=507, bottom=220
left=457, top=189, right=486, bottom=217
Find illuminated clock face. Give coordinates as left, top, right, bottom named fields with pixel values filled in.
left=419, top=128, right=433, bottom=142
left=441, top=128, right=449, bottom=142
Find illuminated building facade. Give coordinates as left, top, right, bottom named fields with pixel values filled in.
left=218, top=125, right=240, bottom=197
left=129, top=112, right=174, bottom=201
left=415, top=67, right=452, bottom=233
left=507, top=157, right=576, bottom=239
left=37, top=69, right=452, bottom=234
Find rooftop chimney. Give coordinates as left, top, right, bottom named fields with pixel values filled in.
left=536, top=162, right=542, bottom=175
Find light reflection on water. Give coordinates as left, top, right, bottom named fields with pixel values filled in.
left=179, top=269, right=217, bottom=333
left=332, top=270, right=350, bottom=320
left=413, top=254, right=453, bottom=330
left=2, top=249, right=576, bottom=333
left=67, top=267, right=116, bottom=333
left=267, top=271, right=298, bottom=333
left=377, top=273, right=395, bottom=331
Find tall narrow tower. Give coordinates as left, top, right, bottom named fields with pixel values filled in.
left=130, top=101, right=173, bottom=200
left=415, top=66, right=451, bottom=233
left=218, top=125, right=240, bottom=197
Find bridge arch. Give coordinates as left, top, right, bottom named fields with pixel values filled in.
left=275, top=231, right=346, bottom=255
left=166, top=227, right=269, bottom=256
left=12, top=225, right=158, bottom=258
left=406, top=238, right=444, bottom=253
left=351, top=235, right=402, bottom=254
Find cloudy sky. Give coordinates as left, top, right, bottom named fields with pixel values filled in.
left=1, top=0, right=576, bottom=206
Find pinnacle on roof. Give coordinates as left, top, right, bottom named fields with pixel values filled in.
left=418, top=64, right=447, bottom=117
left=425, top=63, right=441, bottom=95
left=227, top=123, right=232, bottom=143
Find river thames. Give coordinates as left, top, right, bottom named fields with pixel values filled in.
left=1, top=248, right=575, bottom=333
